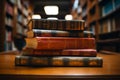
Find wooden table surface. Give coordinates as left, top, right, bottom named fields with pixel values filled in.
left=0, top=51, right=120, bottom=79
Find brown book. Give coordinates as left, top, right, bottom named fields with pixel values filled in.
left=22, top=48, right=97, bottom=57
left=15, top=56, right=103, bottom=67
left=27, top=19, right=85, bottom=31
left=25, top=37, right=96, bottom=50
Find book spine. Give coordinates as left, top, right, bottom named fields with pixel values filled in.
left=22, top=48, right=97, bottom=57
left=25, top=37, right=96, bottom=50
left=15, top=56, right=103, bottom=67
left=30, top=19, right=85, bottom=31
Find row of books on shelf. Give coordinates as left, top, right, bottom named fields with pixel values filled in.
left=17, top=4, right=29, bottom=18
left=101, top=0, right=120, bottom=17
left=18, top=15, right=28, bottom=27
left=79, top=0, right=120, bottom=20
left=17, top=14, right=23, bottom=24
left=4, top=0, right=14, bottom=51
left=5, top=1, right=29, bottom=30
left=81, top=7, right=87, bottom=18
left=6, top=0, right=29, bottom=26
left=4, top=0, right=30, bottom=51
left=5, top=41, right=17, bottom=51
left=16, top=23, right=24, bottom=34
left=17, top=23, right=28, bottom=35
left=5, top=1, right=14, bottom=17
left=23, top=17, right=28, bottom=26
left=5, top=17, right=27, bottom=36
left=8, top=0, right=16, bottom=4
left=23, top=6, right=29, bottom=17
left=5, top=30, right=14, bottom=51
left=5, top=16, right=28, bottom=36
left=5, top=17, right=13, bottom=28
left=5, top=41, right=13, bottom=51
left=15, top=19, right=103, bottom=67
left=17, top=0, right=22, bottom=11
left=98, top=16, right=120, bottom=34
left=6, top=0, right=29, bottom=17
left=89, top=25, right=95, bottom=35
left=5, top=30, right=12, bottom=42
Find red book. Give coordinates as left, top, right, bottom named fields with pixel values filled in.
left=25, top=37, right=96, bottom=50
left=22, top=48, right=62, bottom=56
left=22, top=48, right=97, bottom=57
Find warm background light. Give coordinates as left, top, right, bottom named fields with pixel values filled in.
left=47, top=17, right=58, bottom=20
left=44, top=6, right=59, bottom=15
left=65, top=14, right=73, bottom=20
left=32, top=14, right=41, bottom=19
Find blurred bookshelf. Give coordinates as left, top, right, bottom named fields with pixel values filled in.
left=72, top=0, right=120, bottom=52
left=0, top=0, right=32, bottom=52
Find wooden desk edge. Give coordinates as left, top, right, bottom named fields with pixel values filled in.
left=0, top=74, right=120, bottom=80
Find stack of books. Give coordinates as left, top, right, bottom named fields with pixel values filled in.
left=15, top=19, right=103, bottom=67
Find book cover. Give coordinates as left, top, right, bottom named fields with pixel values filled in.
left=21, top=48, right=97, bottom=57
left=25, top=37, right=96, bottom=50
left=15, top=56, right=103, bottom=67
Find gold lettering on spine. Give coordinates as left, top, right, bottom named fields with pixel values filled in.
left=21, top=58, right=28, bottom=65
left=89, top=60, right=98, bottom=66
left=68, top=60, right=84, bottom=66
left=32, top=58, right=48, bottom=65
left=52, top=58, right=63, bottom=66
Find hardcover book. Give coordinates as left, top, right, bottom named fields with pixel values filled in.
left=15, top=56, right=103, bottom=67
left=26, top=29, right=94, bottom=38
left=25, top=37, right=96, bottom=50
left=22, top=48, right=97, bottom=57
left=26, top=29, right=69, bottom=38
left=27, top=19, right=85, bottom=31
